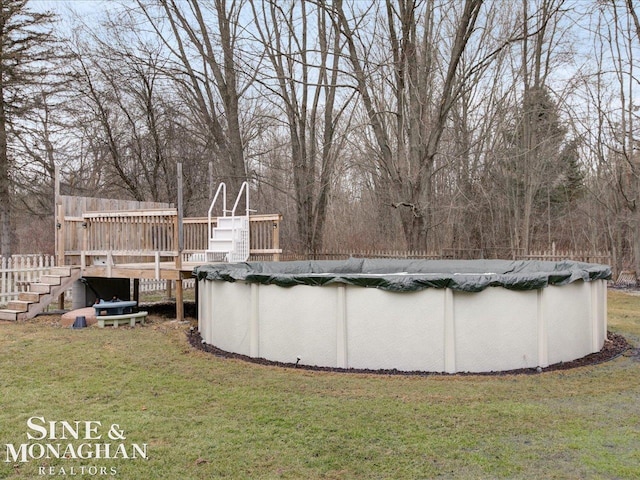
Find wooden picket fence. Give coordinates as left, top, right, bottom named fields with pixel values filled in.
left=249, top=250, right=442, bottom=261
left=137, top=278, right=195, bottom=293
left=251, top=249, right=612, bottom=264
left=522, top=249, right=611, bottom=264
left=0, top=254, right=195, bottom=307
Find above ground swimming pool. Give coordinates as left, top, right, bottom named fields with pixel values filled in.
left=194, top=259, right=610, bottom=373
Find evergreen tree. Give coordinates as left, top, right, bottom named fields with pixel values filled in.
left=550, top=138, right=585, bottom=205
left=499, top=85, right=574, bottom=251
left=0, top=0, right=57, bottom=256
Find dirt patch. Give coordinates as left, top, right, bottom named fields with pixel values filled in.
left=187, top=329, right=631, bottom=376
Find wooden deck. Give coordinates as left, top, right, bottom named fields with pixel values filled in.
left=54, top=188, right=282, bottom=321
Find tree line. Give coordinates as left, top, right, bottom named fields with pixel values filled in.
left=2, top=0, right=640, bottom=274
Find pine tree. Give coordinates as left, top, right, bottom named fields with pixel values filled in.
left=0, top=0, right=57, bottom=256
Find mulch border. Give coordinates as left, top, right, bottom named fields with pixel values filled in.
left=187, top=329, right=632, bottom=376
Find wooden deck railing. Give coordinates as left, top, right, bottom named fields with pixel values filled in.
left=247, top=214, right=282, bottom=259
left=182, top=214, right=282, bottom=260
left=59, top=208, right=282, bottom=267
left=80, top=209, right=180, bottom=270
left=53, top=174, right=281, bottom=322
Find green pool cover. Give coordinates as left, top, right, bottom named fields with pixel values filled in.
left=194, top=258, right=611, bottom=293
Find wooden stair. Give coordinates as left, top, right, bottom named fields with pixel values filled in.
left=0, top=266, right=82, bottom=321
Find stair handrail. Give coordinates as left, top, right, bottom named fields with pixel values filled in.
left=208, top=183, right=227, bottom=242
left=231, top=181, right=250, bottom=217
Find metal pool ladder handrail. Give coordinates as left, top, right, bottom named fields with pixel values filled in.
left=231, top=181, right=250, bottom=217
left=207, top=182, right=227, bottom=242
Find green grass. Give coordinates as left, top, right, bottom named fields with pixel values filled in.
left=1, top=290, right=640, bottom=479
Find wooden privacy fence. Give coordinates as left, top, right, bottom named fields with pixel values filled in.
left=57, top=195, right=172, bottom=266
left=0, top=255, right=57, bottom=306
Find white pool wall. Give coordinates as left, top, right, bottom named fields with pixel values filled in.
left=197, top=278, right=607, bottom=373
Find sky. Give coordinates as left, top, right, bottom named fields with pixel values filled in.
left=32, top=0, right=114, bottom=13
left=30, top=0, right=116, bottom=24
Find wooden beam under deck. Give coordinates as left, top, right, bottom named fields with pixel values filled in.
left=80, top=261, right=200, bottom=323
left=82, top=262, right=200, bottom=281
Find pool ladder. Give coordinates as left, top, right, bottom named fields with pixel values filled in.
left=206, top=182, right=251, bottom=263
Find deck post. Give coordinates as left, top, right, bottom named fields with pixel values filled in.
left=54, top=166, right=61, bottom=266
left=56, top=204, right=65, bottom=267
left=273, top=215, right=281, bottom=261
left=56, top=200, right=66, bottom=309
left=175, top=162, right=184, bottom=322
left=55, top=167, right=64, bottom=309
left=176, top=278, right=184, bottom=322
left=154, top=252, right=160, bottom=280
left=81, top=216, right=87, bottom=269
left=177, top=162, right=184, bottom=257
left=106, top=252, right=113, bottom=278
left=133, top=278, right=140, bottom=305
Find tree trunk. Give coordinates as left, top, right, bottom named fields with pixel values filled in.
left=0, top=83, right=10, bottom=257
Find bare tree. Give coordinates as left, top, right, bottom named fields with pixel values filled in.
left=135, top=0, right=251, bottom=196
left=249, top=0, right=351, bottom=253
left=8, top=0, right=636, bottom=266
left=585, top=0, right=640, bottom=273
left=335, top=0, right=489, bottom=249
left=68, top=19, right=182, bottom=203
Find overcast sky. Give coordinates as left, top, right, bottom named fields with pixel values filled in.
left=30, top=0, right=116, bottom=21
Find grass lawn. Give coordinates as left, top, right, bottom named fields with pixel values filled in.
left=1, top=290, right=640, bottom=479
